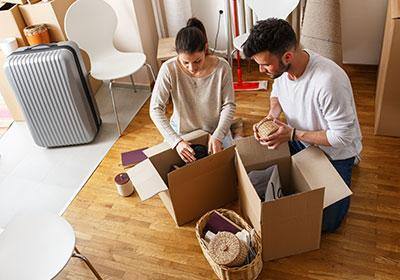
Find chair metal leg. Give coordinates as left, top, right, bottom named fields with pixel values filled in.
left=109, top=80, right=122, bottom=136
left=72, top=247, right=103, bottom=280
left=145, top=63, right=156, bottom=83
left=231, top=48, right=237, bottom=58
left=129, top=74, right=137, bottom=93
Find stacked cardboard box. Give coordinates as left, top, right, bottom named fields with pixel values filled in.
left=1, top=0, right=40, bottom=5
left=0, top=2, right=27, bottom=120
left=375, top=0, right=400, bottom=137
left=18, top=0, right=102, bottom=93
left=18, top=0, right=75, bottom=43
left=0, top=2, right=27, bottom=46
left=129, top=131, right=352, bottom=261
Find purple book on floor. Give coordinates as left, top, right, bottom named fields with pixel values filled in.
left=203, top=211, right=242, bottom=235
left=121, top=148, right=148, bottom=169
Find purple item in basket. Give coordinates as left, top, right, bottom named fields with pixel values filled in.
left=203, top=211, right=242, bottom=235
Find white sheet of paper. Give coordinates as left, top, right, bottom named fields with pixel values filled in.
left=265, top=165, right=283, bottom=202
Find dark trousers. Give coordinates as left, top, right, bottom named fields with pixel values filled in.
left=289, top=141, right=355, bottom=232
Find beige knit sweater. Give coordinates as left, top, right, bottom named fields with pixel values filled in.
left=150, top=57, right=236, bottom=148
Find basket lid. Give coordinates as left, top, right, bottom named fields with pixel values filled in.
left=209, top=231, right=245, bottom=266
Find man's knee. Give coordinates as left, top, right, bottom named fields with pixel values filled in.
left=322, top=197, right=351, bottom=233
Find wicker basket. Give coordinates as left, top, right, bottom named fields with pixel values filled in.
left=196, top=209, right=263, bottom=280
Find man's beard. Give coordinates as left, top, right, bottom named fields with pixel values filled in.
left=267, top=60, right=290, bottom=79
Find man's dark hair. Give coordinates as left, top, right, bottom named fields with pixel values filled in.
left=242, top=18, right=297, bottom=58
left=175, top=17, right=207, bottom=54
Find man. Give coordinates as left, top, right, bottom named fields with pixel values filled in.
left=242, top=18, right=362, bottom=232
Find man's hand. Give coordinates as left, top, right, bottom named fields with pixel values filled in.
left=253, top=115, right=274, bottom=141
left=176, top=140, right=196, bottom=163
left=208, top=137, right=223, bottom=155
left=259, top=119, right=293, bottom=149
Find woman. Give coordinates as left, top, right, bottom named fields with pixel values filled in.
left=150, top=18, right=235, bottom=163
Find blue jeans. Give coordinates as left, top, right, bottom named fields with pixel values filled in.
left=289, top=141, right=355, bottom=233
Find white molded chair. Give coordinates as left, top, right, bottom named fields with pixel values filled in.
left=233, top=0, right=300, bottom=52
left=0, top=211, right=102, bottom=280
left=65, top=0, right=156, bottom=135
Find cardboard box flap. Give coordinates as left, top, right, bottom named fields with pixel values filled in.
left=167, top=146, right=237, bottom=225
left=168, top=146, right=235, bottom=184
left=391, top=0, right=400, bottom=19
left=127, top=158, right=168, bottom=201
left=292, top=146, right=352, bottom=208
left=144, top=130, right=209, bottom=157
left=144, top=141, right=170, bottom=157
left=261, top=187, right=324, bottom=260
left=181, top=129, right=209, bottom=142
left=234, top=136, right=290, bottom=170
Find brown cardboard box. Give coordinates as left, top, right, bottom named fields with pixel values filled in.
left=127, top=130, right=238, bottom=226
left=0, top=2, right=28, bottom=47
left=1, top=0, right=40, bottom=5
left=0, top=51, right=24, bottom=120
left=235, top=136, right=352, bottom=261
left=375, top=0, right=400, bottom=137
left=18, top=0, right=75, bottom=42
left=0, top=2, right=27, bottom=120
left=19, top=0, right=101, bottom=94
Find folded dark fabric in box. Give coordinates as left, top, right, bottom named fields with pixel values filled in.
left=191, top=144, right=208, bottom=160
left=170, top=144, right=209, bottom=172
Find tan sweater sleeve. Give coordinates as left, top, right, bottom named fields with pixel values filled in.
left=149, top=63, right=182, bottom=148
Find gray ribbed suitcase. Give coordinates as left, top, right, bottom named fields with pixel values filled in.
left=4, top=41, right=101, bottom=148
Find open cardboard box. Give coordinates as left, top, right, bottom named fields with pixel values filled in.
left=234, top=136, right=352, bottom=261
left=127, top=130, right=238, bottom=226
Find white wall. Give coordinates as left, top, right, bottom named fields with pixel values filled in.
left=133, top=0, right=159, bottom=76
left=107, top=0, right=388, bottom=72
left=191, top=0, right=388, bottom=65
left=191, top=0, right=228, bottom=52
left=341, top=0, right=388, bottom=65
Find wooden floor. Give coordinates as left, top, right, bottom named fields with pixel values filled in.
left=58, top=63, right=400, bottom=280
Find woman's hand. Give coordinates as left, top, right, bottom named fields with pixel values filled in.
left=176, top=140, right=196, bottom=163
left=208, top=137, right=223, bottom=154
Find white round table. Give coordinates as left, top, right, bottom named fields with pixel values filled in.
left=0, top=211, right=102, bottom=280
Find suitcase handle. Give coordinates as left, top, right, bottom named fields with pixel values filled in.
left=26, top=44, right=56, bottom=51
